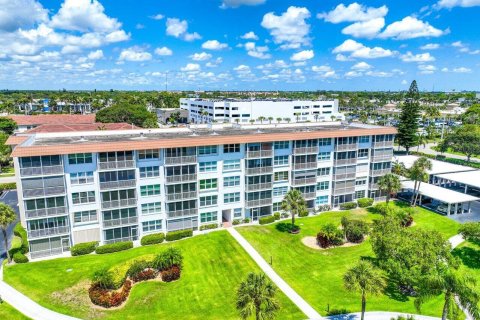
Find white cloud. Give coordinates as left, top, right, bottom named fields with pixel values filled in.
left=379, top=17, right=446, bottom=40
left=206, top=57, right=223, bottom=67
left=181, top=63, right=201, bottom=72
left=151, top=14, right=164, bottom=20
left=351, top=61, right=372, bottom=71
left=333, top=39, right=395, bottom=59
left=155, top=47, right=173, bottom=56
left=105, top=30, right=130, bottom=42
left=220, top=0, right=265, bottom=9
left=290, top=50, right=314, bottom=61
left=190, top=52, right=212, bottom=61
left=166, top=18, right=201, bottom=41
left=202, top=40, right=228, bottom=50
left=335, top=54, right=353, bottom=61
left=311, top=65, right=336, bottom=78
left=0, top=0, right=48, bottom=32
left=318, top=3, right=388, bottom=23
left=418, top=64, right=437, bottom=74
left=135, top=24, right=145, bottom=30
left=244, top=42, right=271, bottom=59
left=420, top=43, right=440, bottom=50
left=453, top=67, right=472, bottom=73
left=345, top=71, right=362, bottom=78
left=400, top=51, right=435, bottom=62
left=261, top=6, right=311, bottom=49
left=436, top=0, right=480, bottom=8
left=234, top=64, right=250, bottom=72
left=341, top=18, right=385, bottom=38
left=87, top=49, right=104, bottom=60
left=118, top=47, right=152, bottom=61
left=241, top=31, right=259, bottom=40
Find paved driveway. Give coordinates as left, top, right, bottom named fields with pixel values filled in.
left=0, top=190, right=20, bottom=258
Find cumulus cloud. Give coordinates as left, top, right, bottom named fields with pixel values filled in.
left=341, top=18, right=385, bottom=38
left=379, top=16, right=446, bottom=40
left=436, top=0, right=480, bottom=8
left=261, top=6, right=311, bottom=49
left=452, top=67, right=472, bottom=73
left=290, top=50, right=314, bottom=61
left=243, top=42, right=271, bottom=59
left=190, top=52, right=212, bottom=61
left=400, top=51, right=435, bottom=62
left=118, top=47, right=152, bottom=61
left=311, top=65, right=336, bottom=78
left=155, top=47, right=173, bottom=56
left=420, top=43, right=440, bottom=50
left=181, top=63, right=201, bottom=72
left=241, top=31, right=259, bottom=40
left=220, top=0, right=265, bottom=9
left=351, top=61, right=372, bottom=71
left=206, top=57, right=223, bottom=67
left=318, top=3, right=388, bottom=23
left=0, top=0, right=48, bottom=32
left=333, top=39, right=395, bottom=59
left=202, top=40, right=228, bottom=50
left=418, top=64, right=437, bottom=74
left=166, top=18, right=201, bottom=41
left=150, top=14, right=164, bottom=20
left=87, top=49, right=104, bottom=60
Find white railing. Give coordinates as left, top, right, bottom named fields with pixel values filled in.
left=167, top=208, right=198, bottom=218
left=98, top=160, right=135, bottom=170
left=246, top=182, right=273, bottom=192
left=334, top=158, right=357, bottom=166
left=30, top=247, right=65, bottom=259
left=101, top=198, right=137, bottom=209
left=103, top=216, right=138, bottom=228
left=293, top=146, right=319, bottom=155
left=302, top=192, right=316, bottom=200
left=292, top=177, right=317, bottom=186
left=371, top=168, right=391, bottom=176
left=25, top=206, right=67, bottom=219
left=245, top=198, right=272, bottom=208
left=335, top=143, right=357, bottom=151
left=23, top=186, right=66, bottom=198
left=166, top=191, right=197, bottom=202
left=165, top=174, right=197, bottom=184
left=373, top=141, right=394, bottom=148
left=20, top=165, right=64, bottom=177
left=104, top=236, right=138, bottom=244
left=333, top=172, right=356, bottom=180
left=245, top=167, right=273, bottom=175
left=164, top=156, right=197, bottom=165
left=28, top=226, right=70, bottom=239
left=246, top=150, right=273, bottom=159
left=333, top=186, right=356, bottom=195
left=99, top=179, right=136, bottom=190
left=293, top=162, right=317, bottom=170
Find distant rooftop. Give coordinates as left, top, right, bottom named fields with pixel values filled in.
left=181, top=98, right=337, bottom=103
left=8, top=114, right=96, bottom=126
left=25, top=123, right=138, bottom=133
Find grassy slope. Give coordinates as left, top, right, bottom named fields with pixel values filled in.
left=0, top=302, right=30, bottom=320
left=237, top=202, right=460, bottom=316
left=4, top=230, right=303, bottom=320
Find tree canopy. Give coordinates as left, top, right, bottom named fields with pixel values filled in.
left=0, top=117, right=17, bottom=135
left=95, top=103, right=158, bottom=128
left=397, top=80, right=421, bottom=153
left=440, top=124, right=480, bottom=162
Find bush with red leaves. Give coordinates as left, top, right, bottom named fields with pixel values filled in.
left=161, top=265, right=181, bottom=282
left=89, top=280, right=132, bottom=308
left=131, top=269, right=158, bottom=283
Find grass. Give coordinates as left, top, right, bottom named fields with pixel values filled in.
left=0, top=302, right=30, bottom=320
left=10, top=236, right=22, bottom=251
left=432, top=146, right=480, bottom=160
left=0, top=167, right=14, bottom=177
left=4, top=230, right=303, bottom=320
left=237, top=201, right=460, bottom=317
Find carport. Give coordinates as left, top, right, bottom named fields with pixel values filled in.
left=433, top=171, right=480, bottom=196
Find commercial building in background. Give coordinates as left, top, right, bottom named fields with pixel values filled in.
left=7, top=122, right=394, bottom=258
left=180, top=98, right=344, bottom=123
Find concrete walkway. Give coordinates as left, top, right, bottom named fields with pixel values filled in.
left=227, top=227, right=322, bottom=320
left=326, top=311, right=440, bottom=320
left=399, top=143, right=480, bottom=163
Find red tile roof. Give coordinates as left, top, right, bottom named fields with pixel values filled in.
left=5, top=135, right=29, bottom=146
left=25, top=123, right=138, bottom=133
left=8, top=114, right=96, bottom=126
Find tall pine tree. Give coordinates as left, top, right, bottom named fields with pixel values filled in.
left=397, top=80, right=420, bottom=154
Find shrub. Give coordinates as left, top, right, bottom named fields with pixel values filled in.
left=326, top=308, right=351, bottom=316
left=346, top=221, right=369, bottom=243
left=92, top=267, right=116, bottom=289
left=316, top=223, right=344, bottom=248
left=273, top=212, right=281, bottom=220
left=0, top=182, right=16, bottom=190
left=71, top=241, right=98, bottom=256
left=298, top=209, right=309, bottom=217
left=339, top=202, right=357, bottom=210
left=396, top=211, right=414, bottom=227
left=317, top=204, right=331, bottom=212
left=357, top=198, right=374, bottom=208
left=281, top=212, right=289, bottom=219
left=232, top=219, right=241, bottom=225
left=243, top=218, right=250, bottom=223
left=89, top=279, right=132, bottom=308
left=13, top=223, right=28, bottom=254
left=153, top=247, right=183, bottom=271
left=126, top=260, right=150, bottom=279
left=12, top=251, right=28, bottom=263
left=199, top=223, right=218, bottom=231
left=161, top=265, right=181, bottom=282
left=275, top=222, right=300, bottom=233
left=95, top=241, right=133, bottom=254
left=259, top=215, right=276, bottom=225
left=141, top=233, right=165, bottom=246
left=166, top=229, right=193, bottom=241
left=372, top=202, right=392, bottom=215
left=131, top=269, right=157, bottom=282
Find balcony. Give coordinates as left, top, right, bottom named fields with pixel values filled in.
left=371, top=168, right=391, bottom=177
left=371, top=153, right=393, bottom=162
left=333, top=186, right=355, bottom=196
left=164, top=156, right=197, bottom=166
left=20, top=165, right=64, bottom=177
left=245, top=198, right=272, bottom=208
left=101, top=198, right=137, bottom=210
left=293, top=162, right=317, bottom=170
left=25, top=206, right=67, bottom=219
left=333, top=172, right=356, bottom=180
left=28, top=226, right=70, bottom=239
left=103, top=216, right=138, bottom=228
left=166, top=191, right=197, bottom=202
left=99, top=179, right=136, bottom=190
left=246, top=150, right=273, bottom=159
left=293, top=146, right=319, bottom=155
left=167, top=208, right=198, bottom=219
left=245, top=167, right=273, bottom=175
left=373, top=141, right=394, bottom=148
left=165, top=174, right=197, bottom=184
left=246, top=182, right=273, bottom=192
left=335, top=143, right=358, bottom=151
left=369, top=183, right=379, bottom=190
left=302, top=192, right=316, bottom=200
left=292, top=177, right=317, bottom=186
left=334, top=158, right=357, bottom=166
left=104, top=236, right=138, bottom=245
left=98, top=160, right=135, bottom=170
left=23, top=186, right=66, bottom=199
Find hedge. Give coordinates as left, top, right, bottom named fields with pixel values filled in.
left=13, top=251, right=29, bottom=263
left=199, top=223, right=218, bottom=231
left=166, top=229, right=193, bottom=242
left=259, top=215, right=276, bottom=225
left=357, top=198, right=374, bottom=208
left=273, top=212, right=281, bottom=220
left=95, top=241, right=133, bottom=254
left=410, top=151, right=480, bottom=169
left=71, top=241, right=98, bottom=256
left=141, top=233, right=165, bottom=246
left=232, top=219, right=241, bottom=225
left=9, top=223, right=29, bottom=260
left=0, top=182, right=16, bottom=190
left=339, top=202, right=358, bottom=210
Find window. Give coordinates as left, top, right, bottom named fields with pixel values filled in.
left=224, top=144, right=240, bottom=153
left=317, top=167, right=330, bottom=176
left=315, top=195, right=329, bottom=205
left=274, top=171, right=289, bottom=182
left=142, top=220, right=162, bottom=232
left=25, top=196, right=65, bottom=211
left=141, top=202, right=161, bottom=215
left=138, top=149, right=159, bottom=160
left=273, top=202, right=282, bottom=211
left=319, top=138, right=331, bottom=146
left=70, top=171, right=94, bottom=185
left=199, top=161, right=217, bottom=173
left=224, top=192, right=240, bottom=203
left=198, top=145, right=217, bottom=155
left=273, top=186, right=288, bottom=197
left=358, top=149, right=369, bottom=159
left=317, top=181, right=329, bottom=191
left=140, top=166, right=160, bottom=178
left=359, top=136, right=370, bottom=143
left=140, top=184, right=161, bottom=196
left=224, top=176, right=240, bottom=187
left=355, top=190, right=365, bottom=199
left=274, top=155, right=289, bottom=166
left=223, top=159, right=241, bottom=171
left=200, top=178, right=217, bottom=191
left=318, top=152, right=331, bottom=161
left=233, top=208, right=242, bottom=218
left=274, top=141, right=289, bottom=149
left=72, top=191, right=95, bottom=204
left=200, top=195, right=217, bottom=207
left=73, top=210, right=97, bottom=223
left=68, top=153, right=92, bottom=165
left=356, top=179, right=367, bottom=186
left=200, top=211, right=218, bottom=223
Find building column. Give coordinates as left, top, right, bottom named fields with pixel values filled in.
left=465, top=185, right=468, bottom=193
left=447, top=203, right=451, bottom=216
left=454, top=203, right=459, bottom=215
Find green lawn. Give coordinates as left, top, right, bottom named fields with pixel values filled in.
left=453, top=239, right=480, bottom=278
left=0, top=167, right=15, bottom=177
left=0, top=302, right=30, bottom=320
left=4, top=230, right=303, bottom=320
left=237, top=202, right=460, bottom=317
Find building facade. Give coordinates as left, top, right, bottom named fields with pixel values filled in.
left=180, top=98, right=344, bottom=124
left=8, top=122, right=394, bottom=259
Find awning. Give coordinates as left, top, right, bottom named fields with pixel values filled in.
left=435, top=171, right=480, bottom=190
left=401, top=180, right=479, bottom=204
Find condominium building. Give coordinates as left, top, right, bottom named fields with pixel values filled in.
left=8, top=122, right=395, bottom=259
left=180, top=98, right=344, bottom=124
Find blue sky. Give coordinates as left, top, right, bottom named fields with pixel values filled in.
left=0, top=0, right=479, bottom=91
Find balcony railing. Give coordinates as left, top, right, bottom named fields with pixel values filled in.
left=98, top=160, right=135, bottom=170
left=103, top=216, right=138, bottom=228
left=25, top=206, right=67, bottom=219
left=373, top=141, right=394, bottom=148
left=334, top=158, right=357, bottom=166
left=333, top=186, right=356, bottom=196
left=245, top=167, right=273, bottom=175
left=302, top=192, right=316, bottom=200
left=246, top=182, right=273, bottom=192
left=99, top=179, right=136, bottom=190
left=333, top=172, right=356, bottom=180
left=167, top=208, right=198, bottom=219
left=164, top=156, right=197, bottom=166
left=101, top=198, right=137, bottom=210
left=246, top=150, right=273, bottom=159
left=166, top=191, right=197, bottom=202
left=30, top=247, right=65, bottom=259
left=369, top=183, right=379, bottom=190
left=335, top=143, right=358, bottom=151
left=293, top=146, right=319, bottom=155
left=104, top=236, right=138, bottom=245
left=20, top=165, right=64, bottom=177
left=28, top=226, right=70, bottom=239
left=371, top=154, right=393, bottom=162
left=371, top=168, right=391, bottom=176
left=23, top=186, right=66, bottom=199
left=292, top=177, right=317, bottom=186
left=245, top=198, right=272, bottom=208
left=165, top=174, right=197, bottom=184
left=293, top=162, right=317, bottom=170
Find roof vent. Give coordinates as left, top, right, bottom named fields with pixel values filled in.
left=79, top=136, right=87, bottom=142
left=139, top=132, right=146, bottom=139
left=256, top=129, right=264, bottom=134
left=190, top=132, right=199, bottom=136
left=211, top=131, right=219, bottom=135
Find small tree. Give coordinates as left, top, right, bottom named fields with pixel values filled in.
left=258, top=116, right=265, bottom=124
left=284, top=117, right=291, bottom=123
left=0, top=203, right=16, bottom=263
left=344, top=260, right=386, bottom=320
left=249, top=119, right=255, bottom=125
left=236, top=272, right=279, bottom=320
left=281, top=189, right=306, bottom=227
left=276, top=117, right=282, bottom=124
left=397, top=80, right=421, bottom=154
left=268, top=117, right=273, bottom=124
left=409, top=157, right=432, bottom=206
left=440, top=124, right=480, bottom=162
left=377, top=174, right=401, bottom=205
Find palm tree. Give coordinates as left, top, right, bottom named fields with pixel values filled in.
left=258, top=116, right=265, bottom=124
left=249, top=119, right=255, bottom=125
left=268, top=116, right=273, bottom=124
left=409, top=157, right=432, bottom=206
left=416, top=132, right=427, bottom=151
left=415, top=270, right=480, bottom=320
left=377, top=173, right=402, bottom=205
left=392, top=160, right=407, bottom=176
left=344, top=260, right=386, bottom=320
left=0, top=203, right=17, bottom=263
left=281, top=189, right=306, bottom=227
left=276, top=117, right=282, bottom=124
left=284, top=117, right=291, bottom=123
left=236, top=272, right=279, bottom=320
